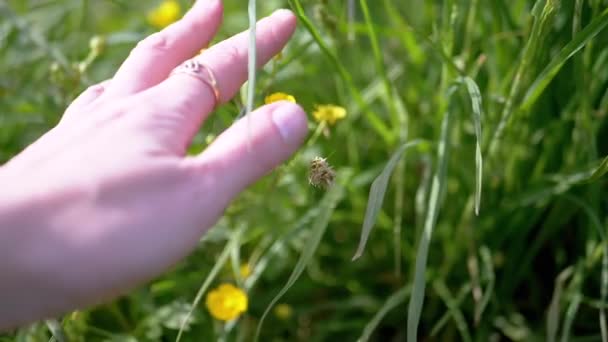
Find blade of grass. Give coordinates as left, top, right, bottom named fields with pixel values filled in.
left=230, top=224, right=244, bottom=288
left=560, top=194, right=608, bottom=341
left=414, top=155, right=432, bottom=236
left=254, top=173, right=348, bottom=342
left=547, top=267, right=574, bottom=342
left=407, top=92, right=454, bottom=342
left=476, top=246, right=495, bottom=325
left=288, top=0, right=394, bottom=144
left=561, top=292, right=582, bottom=342
left=584, top=155, right=608, bottom=184
left=487, top=0, right=559, bottom=157
left=352, top=139, right=427, bottom=260
left=360, top=0, right=399, bottom=128
left=520, top=7, right=608, bottom=112
left=245, top=0, right=257, bottom=149
left=456, top=76, right=483, bottom=215
left=381, top=0, right=424, bottom=66
left=357, top=285, right=411, bottom=342
left=45, top=320, right=66, bottom=342
left=359, top=0, right=411, bottom=272
left=224, top=203, right=332, bottom=336
left=601, top=248, right=608, bottom=342
left=430, top=283, right=472, bottom=336
left=175, top=227, right=243, bottom=342
left=433, top=280, right=473, bottom=342
left=392, top=91, right=410, bottom=277
left=347, top=0, right=355, bottom=42
left=462, top=0, right=479, bottom=63
left=244, top=201, right=324, bottom=291
left=559, top=266, right=584, bottom=342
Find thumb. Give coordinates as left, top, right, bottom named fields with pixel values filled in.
left=185, top=101, right=308, bottom=202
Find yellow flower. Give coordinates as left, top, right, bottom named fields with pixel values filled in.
left=274, top=303, right=293, bottom=320
left=313, top=104, right=347, bottom=125
left=206, top=284, right=248, bottom=321
left=265, top=92, right=296, bottom=105
left=147, top=0, right=181, bottom=29
left=239, top=263, right=251, bottom=279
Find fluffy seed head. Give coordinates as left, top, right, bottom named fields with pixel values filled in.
left=309, top=156, right=335, bottom=189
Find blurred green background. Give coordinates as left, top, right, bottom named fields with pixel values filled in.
left=1, top=0, right=608, bottom=341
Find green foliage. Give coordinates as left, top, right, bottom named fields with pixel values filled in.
left=1, top=0, right=608, bottom=341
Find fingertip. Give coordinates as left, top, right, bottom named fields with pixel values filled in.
left=270, top=102, right=308, bottom=146
left=188, top=101, right=309, bottom=198
left=191, top=0, right=223, bottom=17
left=273, top=8, right=296, bottom=23
left=272, top=9, right=297, bottom=36
left=185, top=0, right=224, bottom=32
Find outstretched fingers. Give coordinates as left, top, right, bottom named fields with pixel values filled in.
left=140, top=9, right=298, bottom=152
left=101, top=0, right=223, bottom=99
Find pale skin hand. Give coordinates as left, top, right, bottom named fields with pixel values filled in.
left=0, top=1, right=307, bottom=329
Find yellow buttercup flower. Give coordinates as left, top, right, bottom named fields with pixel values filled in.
left=239, top=263, right=251, bottom=279
left=265, top=92, right=296, bottom=105
left=274, top=303, right=293, bottom=320
left=147, top=0, right=181, bottom=29
left=313, top=104, right=347, bottom=125
left=206, top=284, right=248, bottom=321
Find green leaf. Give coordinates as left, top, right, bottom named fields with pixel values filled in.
left=45, top=320, right=66, bottom=342
left=456, top=76, right=483, bottom=215
left=407, top=105, right=453, bottom=342
left=433, top=280, right=472, bottom=342
left=475, top=246, right=495, bottom=324
left=601, top=249, right=608, bottom=342
left=584, top=155, right=608, bottom=184
left=175, top=228, right=243, bottom=342
left=560, top=291, right=582, bottom=342
left=358, top=285, right=411, bottom=342
left=254, top=175, right=348, bottom=342
left=245, top=0, right=257, bottom=146
left=547, top=267, right=574, bottom=342
left=430, top=283, right=472, bottom=336
left=352, top=139, right=426, bottom=261
left=520, top=7, right=608, bottom=112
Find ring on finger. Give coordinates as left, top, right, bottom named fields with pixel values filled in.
left=170, top=58, right=221, bottom=107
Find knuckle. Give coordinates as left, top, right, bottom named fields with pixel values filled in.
left=219, top=44, right=242, bottom=67
left=215, top=43, right=247, bottom=86
left=134, top=32, right=170, bottom=54
left=86, top=83, right=105, bottom=95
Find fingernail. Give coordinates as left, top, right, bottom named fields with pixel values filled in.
left=272, top=103, right=306, bottom=143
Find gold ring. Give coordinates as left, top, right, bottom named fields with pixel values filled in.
left=170, top=58, right=221, bottom=106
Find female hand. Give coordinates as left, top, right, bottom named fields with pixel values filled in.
left=0, top=0, right=307, bottom=328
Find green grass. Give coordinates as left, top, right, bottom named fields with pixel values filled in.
left=1, top=0, right=608, bottom=341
